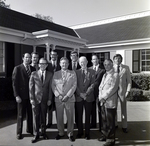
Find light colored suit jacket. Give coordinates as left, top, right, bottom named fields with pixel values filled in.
left=52, top=69, right=77, bottom=102
left=98, top=69, right=119, bottom=108
left=114, top=64, right=131, bottom=98
left=29, top=70, right=53, bottom=105
left=75, top=68, right=95, bottom=102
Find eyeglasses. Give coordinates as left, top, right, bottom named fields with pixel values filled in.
left=39, top=63, right=47, bottom=65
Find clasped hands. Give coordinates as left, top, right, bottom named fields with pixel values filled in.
left=80, top=93, right=87, bottom=100
left=59, top=95, right=69, bottom=102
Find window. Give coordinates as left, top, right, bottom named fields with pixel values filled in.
left=133, top=49, right=150, bottom=73
left=98, top=52, right=110, bottom=63
left=141, top=49, right=150, bottom=71
left=0, top=42, right=5, bottom=73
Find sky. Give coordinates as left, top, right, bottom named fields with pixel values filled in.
left=6, top=0, right=150, bottom=27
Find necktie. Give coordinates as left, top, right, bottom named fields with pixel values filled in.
left=117, top=65, right=120, bottom=73
left=26, top=65, right=31, bottom=77
left=72, top=62, right=76, bottom=70
left=82, top=70, right=85, bottom=81
left=93, top=66, right=96, bottom=71
left=41, top=71, right=44, bottom=83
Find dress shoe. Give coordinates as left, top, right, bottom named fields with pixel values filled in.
left=115, top=125, right=118, bottom=129
left=76, top=133, right=83, bottom=138
left=69, top=136, right=75, bottom=142
left=16, top=134, right=22, bottom=140
left=90, top=124, right=97, bottom=128
left=46, top=123, right=52, bottom=128
left=26, top=130, right=33, bottom=135
left=55, top=134, right=64, bottom=140
left=42, top=134, right=48, bottom=139
left=103, top=141, right=115, bottom=146
left=98, top=136, right=106, bottom=141
left=85, top=134, right=90, bottom=140
left=122, top=128, right=128, bottom=133
left=31, top=135, right=39, bottom=143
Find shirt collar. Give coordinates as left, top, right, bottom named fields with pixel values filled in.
left=106, top=68, right=113, bottom=74
left=40, top=69, right=46, bottom=74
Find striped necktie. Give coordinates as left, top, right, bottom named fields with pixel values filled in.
left=26, top=65, right=31, bottom=77
left=41, top=71, right=44, bottom=83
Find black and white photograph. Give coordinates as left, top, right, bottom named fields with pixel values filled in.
left=0, top=0, right=150, bottom=146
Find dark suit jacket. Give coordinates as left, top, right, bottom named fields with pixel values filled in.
left=29, top=70, right=53, bottom=105
left=12, top=64, right=36, bottom=99
left=47, top=61, right=61, bottom=74
left=75, top=68, right=95, bottom=102
left=68, top=61, right=80, bottom=70
left=89, top=66, right=105, bottom=98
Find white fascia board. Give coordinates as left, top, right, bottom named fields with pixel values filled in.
left=0, top=26, right=33, bottom=39
left=32, top=29, right=87, bottom=45
left=86, top=38, right=150, bottom=49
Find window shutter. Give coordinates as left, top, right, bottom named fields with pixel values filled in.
left=132, top=50, right=140, bottom=73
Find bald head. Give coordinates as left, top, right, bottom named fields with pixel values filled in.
left=79, top=56, right=88, bottom=70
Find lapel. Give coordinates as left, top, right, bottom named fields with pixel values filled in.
left=37, top=70, right=43, bottom=84
left=79, top=69, right=85, bottom=83
left=21, top=64, right=28, bottom=77
left=44, top=71, right=49, bottom=84
left=101, top=73, right=111, bottom=88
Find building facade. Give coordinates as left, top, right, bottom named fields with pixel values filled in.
left=71, top=12, right=150, bottom=73
left=0, top=7, right=86, bottom=78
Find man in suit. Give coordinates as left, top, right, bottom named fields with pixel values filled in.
left=67, top=50, right=80, bottom=128
left=46, top=51, right=61, bottom=128
left=30, top=52, right=39, bottom=71
left=75, top=56, right=95, bottom=140
left=12, top=53, right=35, bottom=139
left=52, top=57, right=77, bottom=142
left=68, top=50, right=80, bottom=70
left=89, top=54, right=105, bottom=129
left=98, top=59, right=119, bottom=146
left=29, top=58, right=53, bottom=143
left=113, top=54, right=131, bottom=133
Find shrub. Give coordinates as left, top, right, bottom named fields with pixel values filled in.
left=127, top=88, right=150, bottom=101
left=131, top=73, right=150, bottom=90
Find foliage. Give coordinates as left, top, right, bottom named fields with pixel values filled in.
left=127, top=88, right=150, bottom=101
left=33, top=13, right=53, bottom=22
left=0, top=0, right=10, bottom=9
left=131, top=73, right=150, bottom=90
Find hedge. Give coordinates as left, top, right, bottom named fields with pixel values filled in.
left=131, top=73, right=150, bottom=90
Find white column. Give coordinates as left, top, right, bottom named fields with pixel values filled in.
left=64, top=50, right=66, bottom=57
left=51, top=44, right=56, bottom=51
left=33, top=46, right=36, bottom=52
left=45, top=43, right=50, bottom=62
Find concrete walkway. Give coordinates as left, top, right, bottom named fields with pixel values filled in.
left=0, top=101, right=150, bottom=146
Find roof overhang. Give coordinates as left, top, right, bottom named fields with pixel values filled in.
left=80, top=38, right=150, bottom=53
left=0, top=26, right=87, bottom=49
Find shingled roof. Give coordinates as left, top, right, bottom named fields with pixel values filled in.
left=75, top=16, right=150, bottom=44
left=0, top=6, right=78, bottom=37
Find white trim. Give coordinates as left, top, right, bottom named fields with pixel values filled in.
left=86, top=38, right=150, bottom=49
left=70, top=11, right=150, bottom=29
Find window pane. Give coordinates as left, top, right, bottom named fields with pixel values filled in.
left=141, top=49, right=150, bottom=71
left=142, top=55, right=145, bottom=60
left=146, top=50, right=150, bottom=54
left=142, top=61, right=145, bottom=66
left=147, top=61, right=150, bottom=65
left=146, top=55, right=150, bottom=60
